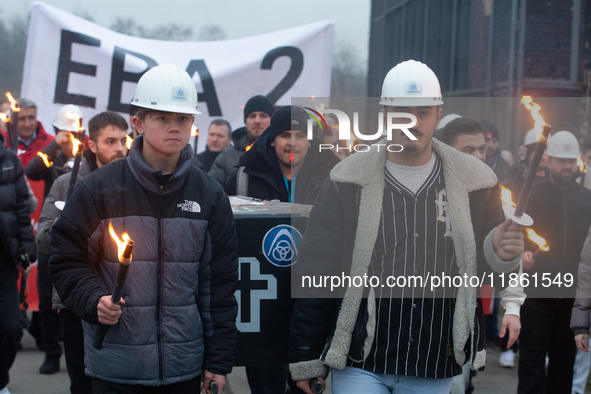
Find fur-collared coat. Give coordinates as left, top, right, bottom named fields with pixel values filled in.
left=289, top=138, right=522, bottom=380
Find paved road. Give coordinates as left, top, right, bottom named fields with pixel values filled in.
left=7, top=329, right=582, bottom=394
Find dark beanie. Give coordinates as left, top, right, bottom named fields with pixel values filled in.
left=244, top=95, right=275, bottom=122
left=480, top=120, right=499, bottom=141
left=267, top=105, right=309, bottom=142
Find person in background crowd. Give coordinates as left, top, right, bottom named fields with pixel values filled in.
left=0, top=99, right=54, bottom=169
left=483, top=120, right=511, bottom=182
left=194, top=119, right=232, bottom=172
left=26, top=104, right=86, bottom=375
left=0, top=131, right=36, bottom=394
left=516, top=144, right=527, bottom=164
left=48, top=65, right=238, bottom=394
left=289, top=60, right=524, bottom=394
left=37, top=111, right=129, bottom=394
left=227, top=105, right=338, bottom=394
left=129, top=104, right=139, bottom=139
left=518, top=131, right=591, bottom=393
left=209, top=95, right=274, bottom=186
left=0, top=100, right=9, bottom=134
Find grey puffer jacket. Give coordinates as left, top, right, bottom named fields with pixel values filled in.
left=49, top=136, right=239, bottom=386
left=571, top=225, right=591, bottom=336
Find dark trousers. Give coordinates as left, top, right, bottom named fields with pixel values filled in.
left=91, top=375, right=200, bottom=394
left=246, top=366, right=287, bottom=394
left=60, top=309, right=90, bottom=394
left=518, top=298, right=577, bottom=394
left=37, top=251, right=62, bottom=357
left=0, top=268, right=23, bottom=389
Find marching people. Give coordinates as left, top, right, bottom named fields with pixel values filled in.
left=194, top=119, right=232, bottom=172
left=0, top=131, right=36, bottom=394
left=25, top=104, right=85, bottom=375
left=37, top=111, right=129, bottom=393
left=288, top=60, right=524, bottom=394
left=48, top=65, right=239, bottom=394
left=518, top=131, right=591, bottom=393
left=209, top=95, right=274, bottom=186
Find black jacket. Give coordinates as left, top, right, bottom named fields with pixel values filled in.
left=0, top=134, right=36, bottom=270
left=25, top=139, right=73, bottom=200
left=48, top=136, right=239, bottom=385
left=194, top=147, right=222, bottom=172
left=226, top=132, right=339, bottom=205
left=523, top=178, right=591, bottom=298
left=486, top=149, right=511, bottom=182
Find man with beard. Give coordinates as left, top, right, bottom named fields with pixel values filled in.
left=209, top=95, right=274, bottom=186
left=289, top=60, right=524, bottom=394
left=518, top=131, right=591, bottom=393
left=36, top=111, right=129, bottom=392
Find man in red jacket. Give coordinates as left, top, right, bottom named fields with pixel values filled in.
left=1, top=99, right=54, bottom=168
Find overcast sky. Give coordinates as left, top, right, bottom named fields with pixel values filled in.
left=0, top=0, right=371, bottom=62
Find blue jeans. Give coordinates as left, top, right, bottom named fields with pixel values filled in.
left=331, top=366, right=453, bottom=394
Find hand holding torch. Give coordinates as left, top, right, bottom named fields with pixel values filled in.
left=93, top=224, right=134, bottom=349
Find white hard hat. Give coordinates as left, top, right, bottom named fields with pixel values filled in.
left=546, top=131, right=580, bottom=159
left=438, top=114, right=462, bottom=129
left=53, top=104, right=84, bottom=132
left=523, top=128, right=541, bottom=146
left=131, top=64, right=201, bottom=115
left=380, top=60, right=444, bottom=107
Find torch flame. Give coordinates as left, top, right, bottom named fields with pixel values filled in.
left=525, top=228, right=550, bottom=252
left=63, top=111, right=83, bottom=131
left=191, top=125, right=198, bottom=137
left=37, top=152, right=53, bottom=167
left=0, top=113, right=8, bottom=122
left=500, top=185, right=516, bottom=208
left=5, top=92, right=19, bottom=112
left=521, top=96, right=547, bottom=135
left=126, top=135, right=133, bottom=150
left=69, top=133, right=82, bottom=155
left=245, top=142, right=254, bottom=152
left=578, top=157, right=587, bottom=173
left=108, top=222, right=131, bottom=262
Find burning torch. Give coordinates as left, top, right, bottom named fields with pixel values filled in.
left=93, top=223, right=134, bottom=349
left=501, top=97, right=551, bottom=227
left=5, top=92, right=19, bottom=153
left=525, top=228, right=549, bottom=258
left=192, top=125, right=199, bottom=155
left=65, top=115, right=85, bottom=202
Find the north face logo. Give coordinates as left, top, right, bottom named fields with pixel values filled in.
left=177, top=200, right=201, bottom=213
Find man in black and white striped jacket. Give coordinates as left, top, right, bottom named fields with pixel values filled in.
left=289, top=60, right=525, bottom=394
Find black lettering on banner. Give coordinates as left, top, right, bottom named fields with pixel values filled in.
left=54, top=30, right=101, bottom=107
left=107, top=47, right=158, bottom=113
left=260, top=46, right=304, bottom=104
left=185, top=60, right=222, bottom=116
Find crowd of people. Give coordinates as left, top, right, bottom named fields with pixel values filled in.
left=0, top=59, right=590, bottom=394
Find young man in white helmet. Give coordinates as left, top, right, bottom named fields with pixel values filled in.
left=48, top=65, right=238, bottom=394
left=289, top=60, right=525, bottom=393
left=519, top=131, right=591, bottom=393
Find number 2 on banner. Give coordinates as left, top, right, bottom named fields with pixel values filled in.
left=261, top=46, right=304, bottom=104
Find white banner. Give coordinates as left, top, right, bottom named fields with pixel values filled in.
left=21, top=2, right=333, bottom=152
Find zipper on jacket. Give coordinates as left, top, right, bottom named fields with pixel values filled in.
left=157, top=184, right=164, bottom=383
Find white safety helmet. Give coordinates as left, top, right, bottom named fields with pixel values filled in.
left=523, top=128, right=541, bottom=146
left=131, top=64, right=201, bottom=115
left=546, top=131, right=580, bottom=159
left=380, top=60, right=444, bottom=107
left=53, top=104, right=84, bottom=132
left=438, top=114, right=462, bottom=129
